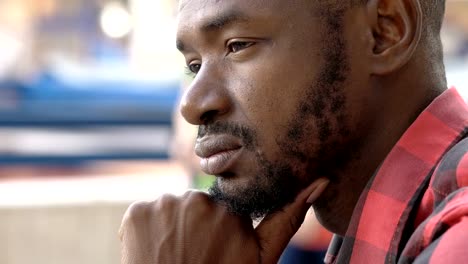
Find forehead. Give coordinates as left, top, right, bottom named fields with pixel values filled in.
left=177, top=0, right=343, bottom=16
left=179, top=0, right=284, bottom=14
left=176, top=0, right=311, bottom=31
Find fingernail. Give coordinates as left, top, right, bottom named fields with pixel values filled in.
left=307, top=179, right=329, bottom=204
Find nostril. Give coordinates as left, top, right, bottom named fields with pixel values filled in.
left=200, top=110, right=219, bottom=124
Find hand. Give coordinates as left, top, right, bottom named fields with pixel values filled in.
left=119, top=178, right=329, bottom=264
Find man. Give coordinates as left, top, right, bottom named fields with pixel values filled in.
left=120, top=0, right=468, bottom=263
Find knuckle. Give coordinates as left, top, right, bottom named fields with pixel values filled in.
left=158, top=193, right=178, bottom=204
left=121, top=200, right=150, bottom=225
left=182, top=190, right=215, bottom=212
left=127, top=200, right=150, bottom=217
left=184, top=190, right=210, bottom=201
left=155, top=194, right=178, bottom=210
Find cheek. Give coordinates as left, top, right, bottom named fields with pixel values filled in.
left=225, top=37, right=324, bottom=155
left=230, top=71, right=303, bottom=144
left=230, top=60, right=315, bottom=127
left=227, top=73, right=319, bottom=163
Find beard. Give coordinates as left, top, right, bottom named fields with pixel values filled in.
left=205, top=13, right=356, bottom=220
left=205, top=122, right=311, bottom=220
left=209, top=159, right=306, bottom=220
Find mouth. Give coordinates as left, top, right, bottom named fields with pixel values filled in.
left=195, top=136, right=243, bottom=175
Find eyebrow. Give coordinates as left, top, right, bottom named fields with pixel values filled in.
left=200, top=10, right=249, bottom=32
left=176, top=9, right=250, bottom=52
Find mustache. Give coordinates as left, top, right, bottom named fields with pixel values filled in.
left=198, top=121, right=256, bottom=149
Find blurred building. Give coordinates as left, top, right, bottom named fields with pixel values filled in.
left=0, top=0, right=182, bottom=165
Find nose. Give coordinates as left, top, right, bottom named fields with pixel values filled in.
left=180, top=68, right=232, bottom=125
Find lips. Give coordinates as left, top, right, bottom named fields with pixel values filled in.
left=195, top=136, right=243, bottom=175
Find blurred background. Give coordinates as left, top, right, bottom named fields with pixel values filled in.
left=0, top=0, right=466, bottom=264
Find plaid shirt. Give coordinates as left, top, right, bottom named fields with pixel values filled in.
left=325, top=88, right=468, bottom=264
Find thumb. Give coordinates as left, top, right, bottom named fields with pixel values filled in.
left=255, top=178, right=329, bottom=263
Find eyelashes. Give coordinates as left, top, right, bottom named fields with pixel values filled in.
left=184, top=40, right=256, bottom=77
left=227, top=41, right=255, bottom=53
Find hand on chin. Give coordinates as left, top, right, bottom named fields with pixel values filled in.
left=119, top=179, right=329, bottom=264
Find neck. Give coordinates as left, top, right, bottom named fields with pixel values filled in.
left=314, top=57, right=446, bottom=235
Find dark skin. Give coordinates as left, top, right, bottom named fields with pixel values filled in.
left=120, top=0, right=446, bottom=263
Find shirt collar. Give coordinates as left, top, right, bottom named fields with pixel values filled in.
left=325, top=88, right=468, bottom=263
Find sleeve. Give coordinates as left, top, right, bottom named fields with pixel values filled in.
left=413, top=217, right=468, bottom=263
left=399, top=188, right=468, bottom=264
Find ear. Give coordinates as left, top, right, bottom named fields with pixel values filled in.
left=367, top=0, right=422, bottom=75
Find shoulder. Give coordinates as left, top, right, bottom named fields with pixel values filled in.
left=407, top=136, right=468, bottom=259
left=431, top=136, right=468, bottom=201
left=400, top=187, right=468, bottom=263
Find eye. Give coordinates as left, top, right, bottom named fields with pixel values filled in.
left=187, top=63, right=201, bottom=74
left=227, top=41, right=255, bottom=53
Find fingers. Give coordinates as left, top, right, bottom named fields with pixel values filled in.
left=119, top=192, right=216, bottom=264
left=120, top=200, right=154, bottom=264
left=255, top=178, right=329, bottom=263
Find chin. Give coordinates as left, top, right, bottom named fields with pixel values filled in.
left=215, top=174, right=251, bottom=195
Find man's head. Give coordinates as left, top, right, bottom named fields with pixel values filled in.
left=176, top=0, right=446, bottom=234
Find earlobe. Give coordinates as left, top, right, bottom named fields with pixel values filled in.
left=367, top=0, right=422, bottom=75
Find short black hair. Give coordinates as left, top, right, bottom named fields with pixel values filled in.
left=422, top=0, right=446, bottom=34
left=325, top=0, right=446, bottom=37
left=327, top=0, right=446, bottom=63
left=319, top=0, right=447, bottom=86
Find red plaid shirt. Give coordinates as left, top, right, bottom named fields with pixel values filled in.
left=325, top=88, right=468, bottom=263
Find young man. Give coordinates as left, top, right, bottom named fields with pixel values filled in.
left=120, top=0, right=468, bottom=263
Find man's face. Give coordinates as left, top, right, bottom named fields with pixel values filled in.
left=177, top=0, right=370, bottom=219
